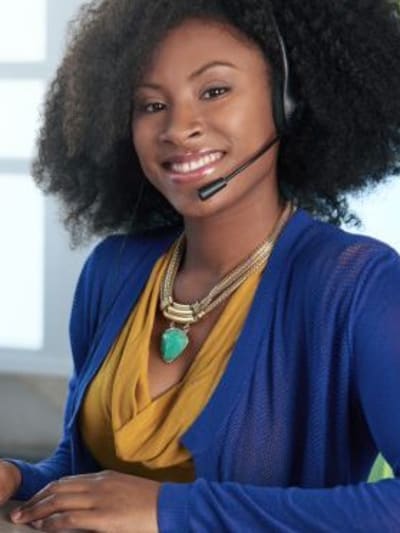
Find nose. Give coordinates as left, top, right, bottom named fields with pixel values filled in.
left=159, top=102, right=204, bottom=145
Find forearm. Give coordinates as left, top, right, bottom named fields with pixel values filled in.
left=4, top=439, right=72, bottom=500
left=157, top=476, right=400, bottom=532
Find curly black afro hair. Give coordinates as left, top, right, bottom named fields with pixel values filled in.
left=32, top=0, right=400, bottom=244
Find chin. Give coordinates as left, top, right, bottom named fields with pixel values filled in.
left=169, top=201, right=213, bottom=220
left=170, top=193, right=235, bottom=221
left=157, top=174, right=247, bottom=219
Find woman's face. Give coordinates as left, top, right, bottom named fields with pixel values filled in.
left=132, top=18, right=279, bottom=220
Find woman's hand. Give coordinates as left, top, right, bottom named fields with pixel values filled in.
left=10, top=470, right=161, bottom=532
left=0, top=461, right=22, bottom=505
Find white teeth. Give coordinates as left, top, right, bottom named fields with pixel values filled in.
left=170, top=152, right=223, bottom=174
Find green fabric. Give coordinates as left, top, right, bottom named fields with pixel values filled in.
left=368, top=454, right=394, bottom=482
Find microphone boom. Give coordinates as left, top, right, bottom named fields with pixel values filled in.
left=197, top=135, right=281, bottom=201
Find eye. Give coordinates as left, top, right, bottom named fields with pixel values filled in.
left=134, top=101, right=166, bottom=114
left=202, top=87, right=230, bottom=100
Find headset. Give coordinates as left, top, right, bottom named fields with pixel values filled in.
left=197, top=4, right=299, bottom=201
left=266, top=3, right=298, bottom=135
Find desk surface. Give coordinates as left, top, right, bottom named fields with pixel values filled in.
left=0, top=503, right=35, bottom=533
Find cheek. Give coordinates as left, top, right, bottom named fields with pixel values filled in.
left=131, top=120, right=145, bottom=155
left=132, top=122, right=154, bottom=173
left=131, top=122, right=168, bottom=195
left=246, top=93, right=274, bottom=136
left=221, top=93, right=274, bottom=146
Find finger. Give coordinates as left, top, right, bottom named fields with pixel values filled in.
left=30, top=510, right=105, bottom=532
left=60, top=471, right=111, bottom=481
left=15, top=477, right=89, bottom=512
left=21, top=471, right=111, bottom=510
left=11, top=492, right=94, bottom=525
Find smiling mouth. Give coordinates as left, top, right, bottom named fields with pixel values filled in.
left=163, top=151, right=225, bottom=175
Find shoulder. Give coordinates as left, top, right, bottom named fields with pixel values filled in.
left=68, top=226, right=180, bottom=364
left=88, top=227, right=180, bottom=269
left=77, top=227, right=180, bottom=312
left=285, top=210, right=400, bottom=326
left=294, top=210, right=399, bottom=285
left=82, top=226, right=181, bottom=285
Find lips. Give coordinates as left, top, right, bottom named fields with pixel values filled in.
left=160, top=150, right=225, bottom=185
left=162, top=150, right=225, bottom=175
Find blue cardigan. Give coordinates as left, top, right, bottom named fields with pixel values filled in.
left=10, top=208, right=400, bottom=532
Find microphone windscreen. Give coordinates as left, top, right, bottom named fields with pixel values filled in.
left=198, top=178, right=227, bottom=201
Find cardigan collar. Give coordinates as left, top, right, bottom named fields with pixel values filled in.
left=68, top=208, right=314, bottom=453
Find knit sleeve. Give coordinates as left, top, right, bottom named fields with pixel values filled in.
left=157, top=247, right=400, bottom=532
left=4, top=239, right=109, bottom=500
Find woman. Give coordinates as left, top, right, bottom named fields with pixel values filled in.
left=1, top=0, right=400, bottom=530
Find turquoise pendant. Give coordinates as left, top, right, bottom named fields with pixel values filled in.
left=161, top=327, right=189, bottom=364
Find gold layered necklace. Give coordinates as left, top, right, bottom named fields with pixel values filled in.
left=159, top=201, right=295, bottom=364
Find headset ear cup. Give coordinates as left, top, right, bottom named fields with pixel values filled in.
left=272, top=74, right=286, bottom=135
left=267, top=5, right=298, bottom=135
left=282, top=72, right=298, bottom=132
left=272, top=64, right=296, bottom=136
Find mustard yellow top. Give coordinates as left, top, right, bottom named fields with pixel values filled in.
left=80, top=241, right=262, bottom=483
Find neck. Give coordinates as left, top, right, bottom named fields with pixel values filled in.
left=181, top=193, right=286, bottom=283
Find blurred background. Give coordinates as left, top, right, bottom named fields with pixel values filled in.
left=0, top=0, right=91, bottom=460
left=0, top=1, right=399, bottom=468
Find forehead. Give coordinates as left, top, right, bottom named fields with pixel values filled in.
left=141, top=18, right=268, bottom=80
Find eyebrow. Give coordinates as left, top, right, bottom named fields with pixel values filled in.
left=136, top=61, right=237, bottom=90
